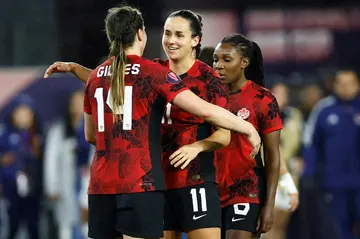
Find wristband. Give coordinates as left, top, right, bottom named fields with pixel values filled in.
left=279, top=173, right=298, bottom=194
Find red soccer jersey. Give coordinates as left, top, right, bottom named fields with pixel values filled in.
left=83, top=55, right=188, bottom=195
left=215, top=81, right=283, bottom=207
left=157, top=59, right=229, bottom=189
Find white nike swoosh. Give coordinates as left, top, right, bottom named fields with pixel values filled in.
left=232, top=217, right=246, bottom=222
left=193, top=214, right=207, bottom=220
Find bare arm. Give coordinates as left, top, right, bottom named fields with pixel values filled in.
left=70, top=63, right=93, bottom=83
left=256, top=130, right=281, bottom=234
left=172, top=90, right=260, bottom=157
left=169, top=127, right=230, bottom=169
left=173, top=90, right=258, bottom=138
left=84, top=113, right=96, bottom=145
left=262, top=130, right=281, bottom=207
left=44, top=62, right=92, bottom=83
left=191, top=127, right=230, bottom=152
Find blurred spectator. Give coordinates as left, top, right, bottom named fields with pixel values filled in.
left=43, top=90, right=89, bottom=239
left=264, top=83, right=303, bottom=239
left=303, top=70, right=360, bottom=239
left=0, top=95, right=43, bottom=239
left=198, top=46, right=215, bottom=67
left=299, top=84, right=324, bottom=122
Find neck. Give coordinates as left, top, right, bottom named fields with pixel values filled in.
left=125, top=45, right=142, bottom=56
left=169, top=57, right=196, bottom=75
left=229, top=76, right=248, bottom=93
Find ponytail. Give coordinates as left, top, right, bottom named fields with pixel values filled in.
left=109, top=40, right=126, bottom=116
left=245, top=41, right=265, bottom=87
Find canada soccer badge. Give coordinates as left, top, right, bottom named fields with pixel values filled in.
left=237, top=108, right=250, bottom=120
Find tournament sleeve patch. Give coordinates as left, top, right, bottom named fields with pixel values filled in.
left=166, top=71, right=182, bottom=84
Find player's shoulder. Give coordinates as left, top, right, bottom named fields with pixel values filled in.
left=196, top=60, right=225, bottom=89
left=142, top=57, right=182, bottom=84
left=250, top=82, right=276, bottom=102
left=87, top=58, right=113, bottom=85
left=197, top=60, right=220, bottom=78
left=134, top=57, right=168, bottom=74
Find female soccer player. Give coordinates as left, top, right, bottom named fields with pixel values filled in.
left=158, top=10, right=232, bottom=239
left=45, top=9, right=241, bottom=239
left=52, top=6, right=262, bottom=239
left=212, top=34, right=282, bottom=239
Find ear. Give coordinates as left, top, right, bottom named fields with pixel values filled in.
left=137, top=28, right=144, bottom=42
left=241, top=57, right=250, bottom=69
left=191, top=36, right=200, bottom=48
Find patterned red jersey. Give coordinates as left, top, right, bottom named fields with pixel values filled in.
left=215, top=81, right=282, bottom=207
left=156, top=59, right=229, bottom=189
left=83, top=55, right=188, bottom=195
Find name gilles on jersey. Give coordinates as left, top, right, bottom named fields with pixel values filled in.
left=97, top=64, right=140, bottom=77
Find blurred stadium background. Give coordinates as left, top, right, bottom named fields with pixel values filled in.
left=0, top=0, right=359, bottom=238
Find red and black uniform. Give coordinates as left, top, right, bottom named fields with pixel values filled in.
left=215, top=81, right=282, bottom=233
left=83, top=55, right=187, bottom=238
left=156, top=59, right=228, bottom=232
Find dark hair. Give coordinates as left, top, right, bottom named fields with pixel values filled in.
left=198, top=47, right=215, bottom=67
left=221, top=34, right=265, bottom=87
left=168, top=10, right=203, bottom=58
left=105, top=6, right=144, bottom=114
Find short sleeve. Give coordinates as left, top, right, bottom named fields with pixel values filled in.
left=153, top=68, right=188, bottom=103
left=207, top=75, right=229, bottom=109
left=260, top=94, right=283, bottom=134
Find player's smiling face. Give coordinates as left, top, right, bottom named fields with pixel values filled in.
left=213, top=43, right=245, bottom=85
left=162, top=16, right=198, bottom=61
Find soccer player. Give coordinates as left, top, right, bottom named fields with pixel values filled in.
left=212, top=34, right=282, bottom=239
left=157, top=10, right=230, bottom=239
left=68, top=6, right=262, bottom=239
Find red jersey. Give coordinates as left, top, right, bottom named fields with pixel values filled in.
left=83, top=55, right=188, bottom=195
left=156, top=59, right=228, bottom=189
left=215, top=81, right=282, bottom=207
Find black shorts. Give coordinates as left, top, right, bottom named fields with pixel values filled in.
left=164, top=182, right=221, bottom=232
left=88, top=191, right=164, bottom=239
left=221, top=168, right=265, bottom=234
left=221, top=203, right=262, bottom=233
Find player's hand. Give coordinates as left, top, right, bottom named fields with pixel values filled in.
left=44, top=61, right=74, bottom=78
left=247, top=129, right=261, bottom=158
left=169, top=143, right=202, bottom=169
left=257, top=204, right=274, bottom=235
left=289, top=192, right=299, bottom=211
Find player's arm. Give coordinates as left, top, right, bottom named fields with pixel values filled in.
left=172, top=90, right=261, bottom=157
left=44, top=62, right=92, bottom=83
left=84, top=113, right=96, bottom=145
left=262, top=130, right=281, bottom=207
left=258, top=130, right=281, bottom=234
left=170, top=127, right=230, bottom=169
left=193, top=127, right=231, bottom=151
